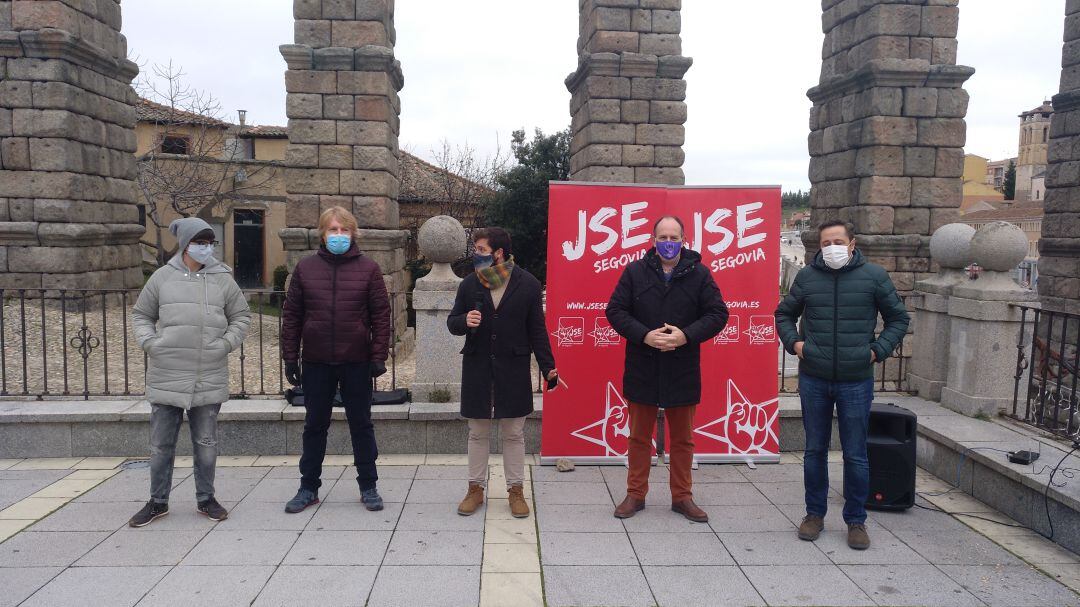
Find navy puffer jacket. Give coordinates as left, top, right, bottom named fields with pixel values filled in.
left=774, top=249, right=910, bottom=382
left=281, top=244, right=391, bottom=364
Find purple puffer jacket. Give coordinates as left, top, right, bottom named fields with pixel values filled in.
left=281, top=244, right=391, bottom=364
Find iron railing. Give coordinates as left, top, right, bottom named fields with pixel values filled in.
left=777, top=294, right=912, bottom=394
left=0, top=288, right=406, bottom=401
left=1010, top=305, right=1080, bottom=441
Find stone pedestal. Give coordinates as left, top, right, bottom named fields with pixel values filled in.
left=940, top=222, right=1036, bottom=417
left=0, top=0, right=143, bottom=290
left=279, top=0, right=408, bottom=332
left=410, top=215, right=467, bottom=401
left=807, top=1, right=974, bottom=294
left=908, top=223, right=974, bottom=400
left=565, top=0, right=691, bottom=184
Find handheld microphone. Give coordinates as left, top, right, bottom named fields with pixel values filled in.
left=470, top=292, right=484, bottom=334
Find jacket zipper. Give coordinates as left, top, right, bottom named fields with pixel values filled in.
left=832, top=273, right=839, bottom=381
left=330, top=261, right=338, bottom=358
left=195, top=272, right=206, bottom=401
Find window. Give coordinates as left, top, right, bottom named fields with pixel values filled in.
left=1042, top=128, right=1049, bottom=143
left=161, top=135, right=190, bottom=155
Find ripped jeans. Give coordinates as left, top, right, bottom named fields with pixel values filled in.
left=150, top=403, right=221, bottom=504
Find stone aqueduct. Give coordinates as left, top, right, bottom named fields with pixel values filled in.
left=0, top=0, right=1078, bottom=319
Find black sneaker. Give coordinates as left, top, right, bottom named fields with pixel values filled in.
left=285, top=488, right=319, bottom=513
left=361, top=487, right=384, bottom=511
left=197, top=497, right=229, bottom=521
left=129, top=500, right=169, bottom=528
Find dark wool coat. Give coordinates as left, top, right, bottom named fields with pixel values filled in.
left=774, top=249, right=910, bottom=382
left=606, top=248, right=729, bottom=408
left=448, top=267, right=556, bottom=419
left=281, top=244, right=391, bottom=364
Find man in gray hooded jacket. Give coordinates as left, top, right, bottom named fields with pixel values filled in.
left=129, top=217, right=251, bottom=527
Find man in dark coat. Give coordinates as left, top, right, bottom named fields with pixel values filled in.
left=775, top=220, right=909, bottom=550
left=606, top=216, right=729, bottom=523
left=448, top=227, right=557, bottom=519
left=281, top=206, right=392, bottom=514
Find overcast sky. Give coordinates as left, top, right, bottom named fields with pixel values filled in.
left=122, top=1, right=1065, bottom=192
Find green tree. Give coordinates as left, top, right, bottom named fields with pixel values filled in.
left=483, top=128, right=571, bottom=283
left=781, top=189, right=810, bottom=209
left=1003, top=160, right=1016, bottom=200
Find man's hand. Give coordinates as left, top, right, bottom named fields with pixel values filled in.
left=794, top=342, right=805, bottom=359
left=870, top=349, right=877, bottom=363
left=372, top=361, right=387, bottom=378
left=644, top=327, right=675, bottom=351
left=466, top=310, right=482, bottom=328
left=660, top=324, right=687, bottom=348
left=285, top=361, right=301, bottom=386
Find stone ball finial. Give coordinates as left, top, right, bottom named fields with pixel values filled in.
left=970, top=221, right=1029, bottom=272
left=418, top=215, right=466, bottom=263
left=929, top=223, right=976, bottom=269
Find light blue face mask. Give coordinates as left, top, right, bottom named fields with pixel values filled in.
left=187, top=243, right=215, bottom=264
left=326, top=234, right=351, bottom=255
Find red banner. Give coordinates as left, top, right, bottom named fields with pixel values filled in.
left=541, top=183, right=782, bottom=463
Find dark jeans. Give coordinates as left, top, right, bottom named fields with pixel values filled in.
left=799, top=373, right=874, bottom=525
left=300, top=361, right=378, bottom=493
left=150, top=403, right=220, bottom=504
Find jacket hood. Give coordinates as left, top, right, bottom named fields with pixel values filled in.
left=166, top=217, right=230, bottom=274
left=645, top=245, right=702, bottom=279
left=811, top=247, right=866, bottom=273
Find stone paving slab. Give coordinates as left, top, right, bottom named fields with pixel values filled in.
left=644, top=565, right=765, bottom=607
left=2, top=457, right=1079, bottom=606
left=21, top=565, right=171, bottom=607
left=252, top=565, right=377, bottom=606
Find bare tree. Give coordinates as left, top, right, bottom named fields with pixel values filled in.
left=398, top=139, right=507, bottom=262
left=134, top=61, right=278, bottom=265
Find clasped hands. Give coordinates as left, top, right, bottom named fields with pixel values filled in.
left=644, top=323, right=687, bottom=352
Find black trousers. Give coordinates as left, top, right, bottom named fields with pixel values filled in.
left=299, top=361, right=379, bottom=492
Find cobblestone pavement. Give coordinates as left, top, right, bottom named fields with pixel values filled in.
left=0, top=455, right=1078, bottom=606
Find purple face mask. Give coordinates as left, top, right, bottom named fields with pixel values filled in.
left=656, top=240, right=682, bottom=260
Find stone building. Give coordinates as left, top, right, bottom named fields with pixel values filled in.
left=1016, top=100, right=1052, bottom=203
left=805, top=1, right=974, bottom=294
left=0, top=0, right=144, bottom=291
left=565, top=0, right=691, bottom=185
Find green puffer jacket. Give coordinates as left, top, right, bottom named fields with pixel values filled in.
left=774, top=249, right=909, bottom=382
left=133, top=255, right=251, bottom=409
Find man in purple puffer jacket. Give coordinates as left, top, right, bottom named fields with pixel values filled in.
left=281, top=206, right=391, bottom=513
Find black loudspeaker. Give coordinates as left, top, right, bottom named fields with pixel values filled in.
left=864, top=402, right=917, bottom=511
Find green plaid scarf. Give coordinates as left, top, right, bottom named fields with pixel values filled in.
left=477, top=256, right=515, bottom=289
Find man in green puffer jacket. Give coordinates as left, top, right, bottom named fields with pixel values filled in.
left=128, top=217, right=251, bottom=528
left=774, top=220, right=909, bottom=551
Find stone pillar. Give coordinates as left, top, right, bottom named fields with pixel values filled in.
left=279, top=0, right=408, bottom=332
left=565, top=0, right=691, bottom=184
left=807, top=0, right=974, bottom=294
left=940, top=222, right=1037, bottom=417
left=0, top=0, right=143, bottom=290
left=908, top=223, right=973, bottom=401
left=410, top=216, right=466, bottom=402
left=1040, top=1, right=1080, bottom=316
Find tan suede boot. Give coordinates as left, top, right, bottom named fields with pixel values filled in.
left=507, top=484, right=530, bottom=518
left=457, top=482, right=484, bottom=516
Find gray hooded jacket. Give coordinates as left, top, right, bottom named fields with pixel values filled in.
left=133, top=218, right=251, bottom=409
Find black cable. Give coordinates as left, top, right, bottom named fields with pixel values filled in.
left=1043, top=442, right=1080, bottom=541
left=912, top=502, right=1030, bottom=529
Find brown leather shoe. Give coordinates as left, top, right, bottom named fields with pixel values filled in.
left=614, top=495, right=645, bottom=519
left=671, top=499, right=709, bottom=523
left=457, top=482, right=484, bottom=516
left=798, top=514, right=824, bottom=541
left=847, top=523, right=871, bottom=550
left=508, top=484, right=530, bottom=519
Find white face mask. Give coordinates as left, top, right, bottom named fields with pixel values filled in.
left=187, top=243, right=215, bottom=264
left=821, top=244, right=851, bottom=270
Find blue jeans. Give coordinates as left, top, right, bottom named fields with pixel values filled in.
left=150, top=403, right=220, bottom=504
left=799, top=373, right=874, bottom=525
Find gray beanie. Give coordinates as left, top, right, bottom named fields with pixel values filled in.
left=169, top=217, right=214, bottom=254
